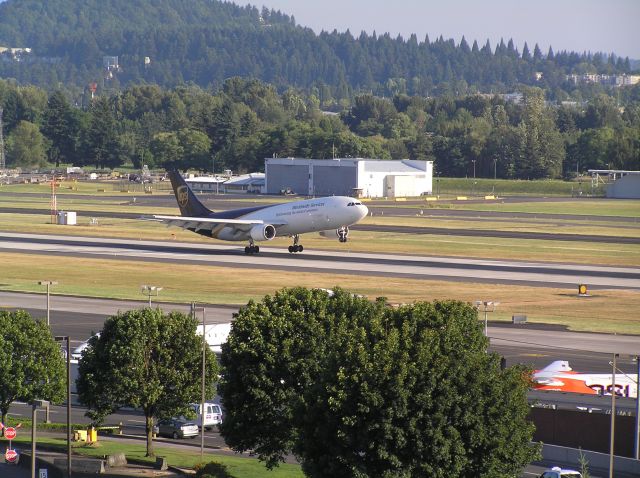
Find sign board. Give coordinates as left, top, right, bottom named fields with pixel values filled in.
left=5, top=448, right=18, bottom=463
left=4, top=427, right=16, bottom=440
left=39, top=469, right=48, bottom=478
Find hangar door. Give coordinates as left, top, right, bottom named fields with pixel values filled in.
left=313, top=164, right=358, bottom=196
left=266, top=164, right=309, bottom=195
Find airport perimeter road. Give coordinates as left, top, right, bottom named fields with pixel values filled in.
left=0, top=232, right=639, bottom=289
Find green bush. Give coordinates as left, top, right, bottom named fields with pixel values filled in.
left=194, top=461, right=232, bottom=478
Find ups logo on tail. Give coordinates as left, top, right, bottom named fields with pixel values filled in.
left=177, top=185, right=189, bottom=208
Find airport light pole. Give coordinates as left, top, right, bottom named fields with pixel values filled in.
left=38, top=280, right=58, bottom=327
left=39, top=280, right=57, bottom=423
left=635, top=355, right=639, bottom=460
left=191, top=302, right=207, bottom=461
left=609, top=353, right=618, bottom=478
left=471, top=159, right=476, bottom=179
left=141, top=285, right=162, bottom=307
left=55, top=336, right=72, bottom=477
left=475, top=300, right=498, bottom=337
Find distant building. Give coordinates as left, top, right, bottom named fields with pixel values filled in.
left=103, top=56, right=119, bottom=71
left=265, top=158, right=433, bottom=198
left=566, top=73, right=640, bottom=87
left=222, top=173, right=265, bottom=194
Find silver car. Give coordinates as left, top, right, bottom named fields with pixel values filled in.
left=155, top=418, right=199, bottom=439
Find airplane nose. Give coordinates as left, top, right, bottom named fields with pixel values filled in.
left=359, top=204, right=369, bottom=219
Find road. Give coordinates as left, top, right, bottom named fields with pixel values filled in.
left=1, top=232, right=639, bottom=289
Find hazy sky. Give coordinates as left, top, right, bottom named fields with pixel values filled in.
left=247, top=0, right=640, bottom=59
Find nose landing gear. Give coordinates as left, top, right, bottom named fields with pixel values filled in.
left=337, top=226, right=349, bottom=243
left=288, top=235, right=304, bottom=253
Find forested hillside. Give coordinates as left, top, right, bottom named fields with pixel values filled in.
left=2, top=78, right=638, bottom=179
left=0, top=0, right=635, bottom=101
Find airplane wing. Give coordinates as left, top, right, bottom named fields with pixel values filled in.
left=151, top=215, right=287, bottom=232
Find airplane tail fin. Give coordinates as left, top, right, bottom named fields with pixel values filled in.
left=168, top=171, right=213, bottom=217
left=538, top=360, right=572, bottom=373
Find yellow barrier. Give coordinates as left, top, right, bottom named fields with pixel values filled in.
left=425, top=197, right=438, bottom=201
left=456, top=196, right=468, bottom=200
left=484, top=195, right=496, bottom=200
left=394, top=197, right=406, bottom=202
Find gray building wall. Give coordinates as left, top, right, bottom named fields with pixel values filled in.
left=265, top=163, right=308, bottom=195
left=313, top=164, right=357, bottom=196
left=607, top=175, right=640, bottom=199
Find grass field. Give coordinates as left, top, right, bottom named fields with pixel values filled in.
left=1, top=252, right=638, bottom=334
left=434, top=177, right=607, bottom=197
left=0, top=182, right=638, bottom=334
left=12, top=435, right=304, bottom=478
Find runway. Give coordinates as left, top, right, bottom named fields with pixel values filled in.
left=1, top=231, right=639, bottom=289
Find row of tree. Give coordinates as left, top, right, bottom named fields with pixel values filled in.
left=0, top=0, right=635, bottom=100
left=2, top=78, right=638, bottom=178
left=0, top=288, right=538, bottom=477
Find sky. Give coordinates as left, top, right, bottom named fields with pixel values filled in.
left=247, top=0, right=640, bottom=59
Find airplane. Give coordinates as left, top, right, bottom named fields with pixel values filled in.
left=152, top=170, right=369, bottom=254
left=532, top=360, right=638, bottom=398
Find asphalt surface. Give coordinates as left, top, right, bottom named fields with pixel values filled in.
left=1, top=232, right=639, bottom=289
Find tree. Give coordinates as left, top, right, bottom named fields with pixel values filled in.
left=83, top=97, right=121, bottom=169
left=0, top=311, right=66, bottom=433
left=76, top=308, right=218, bottom=456
left=42, top=90, right=78, bottom=166
left=5, top=120, right=49, bottom=169
left=219, top=288, right=539, bottom=477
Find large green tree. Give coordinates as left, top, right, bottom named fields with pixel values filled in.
left=219, top=288, right=539, bottom=477
left=76, top=308, right=218, bottom=456
left=0, top=311, right=66, bottom=433
left=5, top=120, right=49, bottom=169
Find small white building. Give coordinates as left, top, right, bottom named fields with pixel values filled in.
left=185, top=175, right=226, bottom=193
left=265, top=158, right=432, bottom=198
left=222, top=173, right=265, bottom=194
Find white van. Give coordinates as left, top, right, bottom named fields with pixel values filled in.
left=190, top=402, right=223, bottom=430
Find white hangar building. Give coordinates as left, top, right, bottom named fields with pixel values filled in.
left=264, top=158, right=433, bottom=198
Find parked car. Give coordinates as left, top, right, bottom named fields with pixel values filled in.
left=155, top=418, right=199, bottom=439
left=71, top=333, right=100, bottom=360
left=539, top=467, right=582, bottom=478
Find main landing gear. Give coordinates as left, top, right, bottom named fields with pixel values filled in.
left=288, top=235, right=303, bottom=253
left=244, top=242, right=259, bottom=254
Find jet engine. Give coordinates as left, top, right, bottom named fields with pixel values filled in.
left=250, top=224, right=276, bottom=241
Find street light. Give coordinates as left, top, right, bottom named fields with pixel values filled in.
left=141, top=285, right=162, bottom=307
left=55, top=336, right=72, bottom=478
left=38, top=280, right=57, bottom=423
left=191, top=303, right=207, bottom=461
left=471, top=159, right=476, bottom=179
left=38, top=280, right=58, bottom=327
left=30, top=399, right=50, bottom=478
left=475, top=300, right=499, bottom=337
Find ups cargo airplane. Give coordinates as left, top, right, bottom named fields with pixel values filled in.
left=153, top=171, right=369, bottom=254
left=532, top=360, right=638, bottom=398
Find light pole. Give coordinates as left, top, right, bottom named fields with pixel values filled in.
left=191, top=302, right=207, bottom=461
left=141, top=285, right=162, bottom=307
left=55, top=336, right=72, bottom=478
left=475, top=300, right=499, bottom=337
left=609, top=353, right=618, bottom=478
left=38, top=280, right=58, bottom=328
left=38, top=280, right=57, bottom=423
left=30, top=399, right=49, bottom=478
left=471, top=159, right=476, bottom=179
left=634, top=355, right=639, bottom=460
left=493, top=156, right=498, bottom=180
